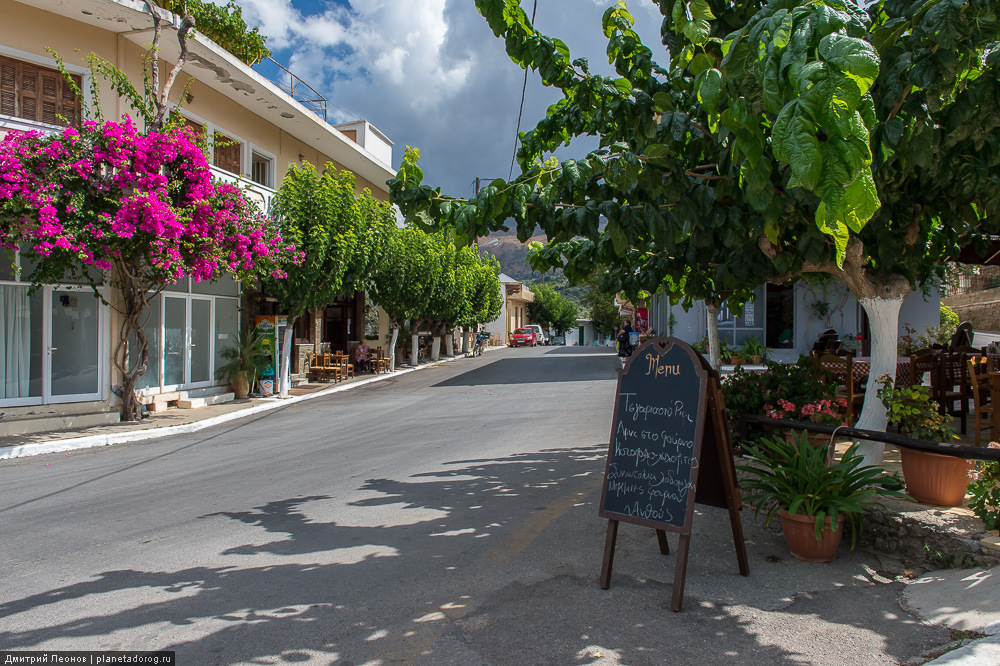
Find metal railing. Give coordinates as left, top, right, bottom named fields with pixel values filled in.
left=252, top=56, right=328, bottom=122
left=737, top=414, right=1000, bottom=462
left=210, top=165, right=276, bottom=216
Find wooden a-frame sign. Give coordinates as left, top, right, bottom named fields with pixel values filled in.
left=598, top=337, right=749, bottom=611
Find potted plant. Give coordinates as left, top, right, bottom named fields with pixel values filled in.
left=740, top=335, right=767, bottom=364
left=876, top=374, right=968, bottom=506
left=719, top=340, right=740, bottom=365
left=740, top=431, right=907, bottom=562
left=215, top=330, right=272, bottom=399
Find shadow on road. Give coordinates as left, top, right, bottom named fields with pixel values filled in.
left=433, top=353, right=617, bottom=387
left=0, top=444, right=946, bottom=664
left=543, top=346, right=615, bottom=355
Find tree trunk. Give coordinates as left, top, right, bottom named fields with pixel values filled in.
left=389, top=322, right=399, bottom=372
left=112, top=261, right=151, bottom=421
left=278, top=316, right=296, bottom=399
left=444, top=331, right=454, bottom=357
left=431, top=335, right=441, bottom=361
left=705, top=300, right=721, bottom=371
left=461, top=327, right=470, bottom=354
left=411, top=328, right=419, bottom=366
left=853, top=294, right=906, bottom=465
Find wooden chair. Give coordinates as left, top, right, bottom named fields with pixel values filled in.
left=966, top=356, right=994, bottom=447
left=817, top=354, right=864, bottom=425
left=908, top=349, right=939, bottom=387
left=950, top=322, right=974, bottom=351
left=339, top=353, right=354, bottom=380
left=373, top=347, right=389, bottom=373
left=935, top=352, right=969, bottom=434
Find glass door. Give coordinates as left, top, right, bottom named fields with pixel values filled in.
left=189, top=298, right=213, bottom=385
left=48, top=288, right=102, bottom=402
left=163, top=296, right=187, bottom=388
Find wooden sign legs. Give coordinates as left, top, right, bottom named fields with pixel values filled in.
left=599, top=524, right=671, bottom=590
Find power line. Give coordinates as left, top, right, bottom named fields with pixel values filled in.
left=509, top=0, right=538, bottom=180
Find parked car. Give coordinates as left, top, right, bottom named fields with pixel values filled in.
left=552, top=335, right=565, bottom=346
left=525, top=324, right=547, bottom=345
left=510, top=328, right=537, bottom=347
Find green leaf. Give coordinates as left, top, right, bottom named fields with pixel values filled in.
left=645, top=143, right=673, bottom=165
left=840, top=171, right=880, bottom=233
left=696, top=68, right=723, bottom=112
left=689, top=53, right=714, bottom=75
left=818, top=34, right=879, bottom=94
left=772, top=101, right=822, bottom=190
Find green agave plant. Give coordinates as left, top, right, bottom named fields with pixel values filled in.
left=739, top=431, right=908, bottom=548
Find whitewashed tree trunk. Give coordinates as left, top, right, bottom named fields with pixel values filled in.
left=389, top=323, right=399, bottom=372
left=279, top=318, right=296, bottom=399
left=853, top=295, right=905, bottom=465
left=411, top=329, right=419, bottom=366
left=705, top=301, right=721, bottom=371
left=444, top=332, right=454, bottom=357
left=431, top=336, right=441, bottom=361
left=462, top=327, right=470, bottom=354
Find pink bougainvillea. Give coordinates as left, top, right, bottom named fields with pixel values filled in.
left=0, top=117, right=299, bottom=283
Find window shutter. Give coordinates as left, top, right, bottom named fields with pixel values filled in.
left=19, top=64, right=38, bottom=121
left=40, top=71, right=58, bottom=124
left=0, top=59, right=16, bottom=117
left=58, top=75, right=81, bottom=125
left=213, top=132, right=242, bottom=174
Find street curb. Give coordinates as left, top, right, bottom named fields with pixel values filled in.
left=0, top=348, right=496, bottom=460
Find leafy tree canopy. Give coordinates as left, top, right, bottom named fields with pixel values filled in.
left=528, top=282, right=579, bottom=333
left=162, top=0, right=270, bottom=65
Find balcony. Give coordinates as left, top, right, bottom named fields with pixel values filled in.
left=210, top=165, right=276, bottom=216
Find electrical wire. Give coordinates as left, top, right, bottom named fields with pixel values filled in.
left=509, top=0, right=538, bottom=181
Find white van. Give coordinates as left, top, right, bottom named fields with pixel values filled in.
left=525, top=324, right=547, bottom=346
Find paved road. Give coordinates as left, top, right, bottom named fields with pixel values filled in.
left=1, top=346, right=949, bottom=665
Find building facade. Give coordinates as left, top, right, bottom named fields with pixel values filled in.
left=647, top=281, right=941, bottom=356
left=0, top=0, right=395, bottom=423
left=483, top=273, right=534, bottom=344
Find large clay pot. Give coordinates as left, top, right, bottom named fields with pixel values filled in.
left=229, top=372, right=250, bottom=400
left=900, top=448, right=972, bottom=506
left=778, top=509, right=845, bottom=562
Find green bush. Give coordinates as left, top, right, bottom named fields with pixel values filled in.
left=968, top=446, right=1000, bottom=530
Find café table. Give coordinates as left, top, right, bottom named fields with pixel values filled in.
left=850, top=356, right=911, bottom=389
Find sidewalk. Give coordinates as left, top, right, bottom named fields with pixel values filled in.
left=0, top=350, right=490, bottom=460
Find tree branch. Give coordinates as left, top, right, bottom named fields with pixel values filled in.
left=152, top=11, right=196, bottom=131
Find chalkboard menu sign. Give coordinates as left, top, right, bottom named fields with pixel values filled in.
left=599, top=339, right=707, bottom=530
left=597, top=337, right=749, bottom=611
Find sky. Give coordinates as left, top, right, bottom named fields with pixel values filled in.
left=231, top=0, right=667, bottom=200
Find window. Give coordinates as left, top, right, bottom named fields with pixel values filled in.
left=213, top=132, right=242, bottom=174
left=0, top=56, right=81, bottom=126
left=251, top=151, right=272, bottom=188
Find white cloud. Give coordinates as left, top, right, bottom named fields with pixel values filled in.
left=234, top=0, right=666, bottom=197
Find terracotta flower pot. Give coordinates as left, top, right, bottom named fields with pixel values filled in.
left=229, top=372, right=250, bottom=400
left=900, top=448, right=972, bottom=506
left=779, top=509, right=844, bottom=562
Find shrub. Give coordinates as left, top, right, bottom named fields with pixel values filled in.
left=968, top=445, right=1000, bottom=530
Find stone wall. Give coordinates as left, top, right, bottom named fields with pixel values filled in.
left=942, top=287, right=1000, bottom=331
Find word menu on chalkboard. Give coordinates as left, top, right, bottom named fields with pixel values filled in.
left=599, top=342, right=705, bottom=529
left=597, top=337, right=749, bottom=612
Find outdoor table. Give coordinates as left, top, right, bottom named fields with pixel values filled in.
left=851, top=356, right=910, bottom=389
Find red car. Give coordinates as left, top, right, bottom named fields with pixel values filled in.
left=509, top=328, right=537, bottom=347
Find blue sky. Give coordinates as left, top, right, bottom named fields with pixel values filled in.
left=233, top=0, right=666, bottom=200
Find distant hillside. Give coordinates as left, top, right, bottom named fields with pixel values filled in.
left=478, top=233, right=545, bottom=282
left=479, top=233, right=586, bottom=309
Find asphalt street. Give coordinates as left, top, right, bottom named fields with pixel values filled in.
left=0, top=345, right=950, bottom=665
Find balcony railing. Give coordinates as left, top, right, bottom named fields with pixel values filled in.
left=210, top=165, right=276, bottom=216
left=252, top=57, right=328, bottom=122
